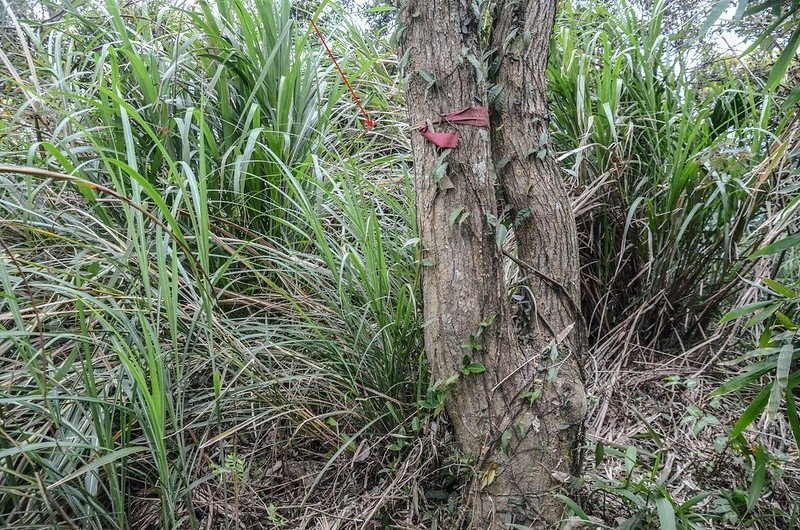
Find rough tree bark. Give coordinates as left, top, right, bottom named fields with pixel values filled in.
left=399, top=1, right=586, bottom=528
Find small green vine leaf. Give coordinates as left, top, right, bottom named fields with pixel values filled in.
left=449, top=206, right=470, bottom=227
left=488, top=84, right=504, bottom=112
left=495, top=157, right=512, bottom=172
left=495, top=223, right=508, bottom=249
left=419, top=69, right=436, bottom=97
left=463, top=334, right=482, bottom=351
left=478, top=314, right=496, bottom=335
left=538, top=131, right=549, bottom=145
left=520, top=389, right=541, bottom=405
left=522, top=30, right=532, bottom=50
left=463, top=315, right=498, bottom=352
left=398, top=47, right=412, bottom=71
left=501, top=429, right=513, bottom=454
left=515, top=208, right=533, bottom=226
left=469, top=0, right=480, bottom=19
left=524, top=132, right=551, bottom=160
left=418, top=373, right=460, bottom=417
left=432, top=149, right=454, bottom=190
left=516, top=423, right=529, bottom=440
left=419, top=69, right=435, bottom=86
left=465, top=52, right=485, bottom=82
left=461, top=354, right=486, bottom=375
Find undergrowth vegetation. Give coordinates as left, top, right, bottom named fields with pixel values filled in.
left=550, top=0, right=797, bottom=351
left=0, top=0, right=797, bottom=528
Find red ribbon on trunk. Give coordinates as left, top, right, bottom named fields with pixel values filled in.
left=418, top=106, right=489, bottom=148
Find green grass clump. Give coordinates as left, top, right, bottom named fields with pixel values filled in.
left=0, top=1, right=422, bottom=527
left=549, top=0, right=795, bottom=350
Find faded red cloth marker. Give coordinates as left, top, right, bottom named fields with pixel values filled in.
left=418, top=106, right=489, bottom=148
left=419, top=129, right=460, bottom=148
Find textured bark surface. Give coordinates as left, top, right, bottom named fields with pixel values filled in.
left=489, top=0, right=584, bottom=346
left=399, top=1, right=586, bottom=527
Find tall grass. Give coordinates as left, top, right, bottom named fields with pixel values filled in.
left=0, top=1, right=421, bottom=527
left=548, top=0, right=793, bottom=352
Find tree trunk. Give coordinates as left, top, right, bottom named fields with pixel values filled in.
left=399, top=1, right=586, bottom=527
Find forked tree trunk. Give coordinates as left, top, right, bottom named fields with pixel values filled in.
left=399, top=1, right=586, bottom=528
